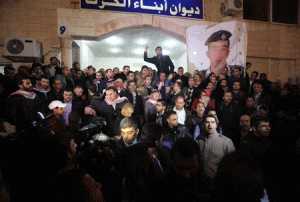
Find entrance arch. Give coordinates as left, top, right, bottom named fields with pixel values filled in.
left=58, top=9, right=194, bottom=69
left=92, top=15, right=186, bottom=43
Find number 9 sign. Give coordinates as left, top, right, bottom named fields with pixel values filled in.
left=60, top=26, right=66, bottom=34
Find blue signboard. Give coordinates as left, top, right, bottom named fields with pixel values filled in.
left=81, top=0, right=203, bottom=19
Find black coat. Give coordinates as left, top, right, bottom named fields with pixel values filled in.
left=33, top=90, right=55, bottom=116
left=149, top=111, right=168, bottom=129
left=144, top=52, right=174, bottom=75
left=93, top=99, right=128, bottom=137
left=177, top=75, right=189, bottom=87
left=185, top=113, right=204, bottom=136
left=6, top=93, right=42, bottom=131
left=216, top=101, right=242, bottom=139
left=119, top=90, right=144, bottom=126
left=163, top=124, right=192, bottom=144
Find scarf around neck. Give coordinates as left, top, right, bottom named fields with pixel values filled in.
left=33, top=82, right=51, bottom=93
left=9, top=90, right=36, bottom=99
left=104, top=94, right=128, bottom=106
left=147, top=98, right=157, bottom=105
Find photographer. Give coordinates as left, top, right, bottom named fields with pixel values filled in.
left=77, top=134, right=122, bottom=202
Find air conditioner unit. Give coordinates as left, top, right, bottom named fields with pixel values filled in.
left=3, top=37, right=42, bottom=62
left=224, top=0, right=243, bottom=16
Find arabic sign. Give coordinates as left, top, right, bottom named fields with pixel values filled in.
left=81, top=0, right=203, bottom=19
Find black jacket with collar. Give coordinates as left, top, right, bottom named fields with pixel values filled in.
left=163, top=124, right=192, bottom=142
left=144, top=52, right=174, bottom=75
left=149, top=111, right=168, bottom=129
left=93, top=98, right=128, bottom=137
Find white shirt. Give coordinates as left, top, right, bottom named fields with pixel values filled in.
left=173, top=106, right=186, bottom=125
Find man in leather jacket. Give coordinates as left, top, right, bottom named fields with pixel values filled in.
left=162, top=111, right=191, bottom=149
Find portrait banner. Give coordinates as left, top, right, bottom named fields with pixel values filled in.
left=187, top=21, right=247, bottom=77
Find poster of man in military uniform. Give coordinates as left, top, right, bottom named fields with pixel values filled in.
left=186, top=21, right=247, bottom=78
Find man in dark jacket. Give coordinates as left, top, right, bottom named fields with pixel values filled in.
left=149, top=99, right=168, bottom=128
left=144, top=45, right=174, bottom=76
left=46, top=57, right=62, bottom=77
left=185, top=102, right=206, bottom=138
left=144, top=45, right=175, bottom=87
left=163, top=111, right=191, bottom=149
left=33, top=75, right=55, bottom=116
left=167, top=137, right=214, bottom=202
left=115, top=117, right=140, bottom=155
left=98, top=69, right=115, bottom=94
left=6, top=77, right=42, bottom=131
left=93, top=87, right=128, bottom=137
left=120, top=81, right=144, bottom=127
left=216, top=91, right=242, bottom=139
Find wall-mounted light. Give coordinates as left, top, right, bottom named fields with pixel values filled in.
left=163, top=40, right=178, bottom=48
left=133, top=48, right=144, bottom=55
left=163, top=50, right=170, bottom=55
left=137, top=39, right=147, bottom=45
left=105, top=36, right=122, bottom=45
left=110, top=48, right=121, bottom=53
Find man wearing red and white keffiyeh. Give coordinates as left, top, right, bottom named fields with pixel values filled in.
left=93, top=86, right=128, bottom=137
left=6, top=77, right=42, bottom=131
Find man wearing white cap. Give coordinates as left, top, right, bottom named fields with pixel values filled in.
left=47, top=100, right=67, bottom=133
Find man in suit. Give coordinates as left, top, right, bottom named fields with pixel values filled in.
left=245, top=71, right=259, bottom=96
left=176, top=67, right=189, bottom=87
left=251, top=81, right=273, bottom=111
left=114, top=65, right=130, bottom=81
left=121, top=80, right=144, bottom=128
left=62, top=87, right=84, bottom=127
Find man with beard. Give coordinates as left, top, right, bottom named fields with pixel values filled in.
left=98, top=69, right=115, bottom=94
left=33, top=75, right=55, bottom=116
left=6, top=77, right=42, bottom=131
left=56, top=66, right=74, bottom=89
left=85, top=66, right=96, bottom=89
left=46, top=57, right=62, bottom=77
left=163, top=111, right=191, bottom=149
left=231, top=115, right=252, bottom=149
left=211, top=79, right=230, bottom=106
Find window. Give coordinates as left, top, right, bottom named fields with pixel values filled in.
left=272, top=0, right=298, bottom=25
left=243, top=0, right=298, bottom=25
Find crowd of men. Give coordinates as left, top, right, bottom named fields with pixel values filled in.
left=1, top=52, right=300, bottom=201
